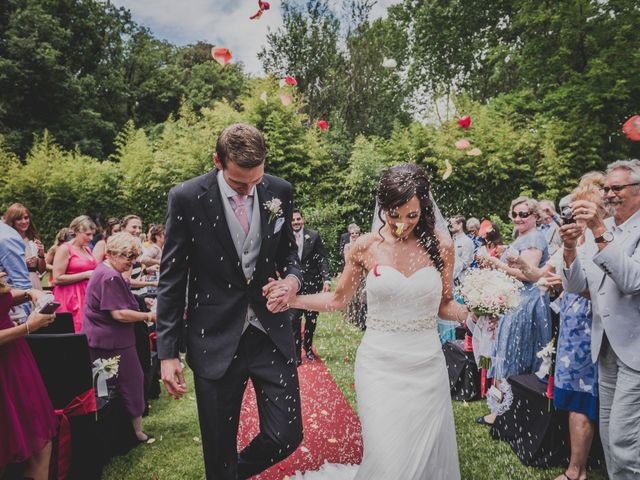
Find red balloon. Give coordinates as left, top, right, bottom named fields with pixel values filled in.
left=622, top=115, right=640, bottom=141
left=457, top=115, right=471, bottom=129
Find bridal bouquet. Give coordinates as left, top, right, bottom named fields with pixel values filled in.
left=460, top=269, right=523, bottom=370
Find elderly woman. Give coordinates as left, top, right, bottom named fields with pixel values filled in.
left=0, top=276, right=57, bottom=480
left=477, top=197, right=551, bottom=425
left=53, top=215, right=98, bottom=332
left=3, top=203, right=46, bottom=290
left=82, top=232, right=156, bottom=444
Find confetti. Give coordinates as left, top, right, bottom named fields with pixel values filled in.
left=279, top=93, right=293, bottom=106
left=193, top=436, right=200, bottom=443
left=382, top=58, right=397, bottom=69
left=260, top=91, right=268, bottom=104
left=211, top=47, right=232, bottom=67
left=327, top=438, right=338, bottom=443
left=320, top=410, right=329, bottom=416
left=443, top=159, right=453, bottom=180
left=622, top=115, right=640, bottom=141
left=457, top=115, right=471, bottom=129
left=249, top=0, right=270, bottom=20
left=455, top=139, right=470, bottom=150
left=395, top=223, right=405, bottom=236
left=280, top=75, right=298, bottom=87
left=466, top=147, right=482, bottom=157
left=315, top=120, right=328, bottom=132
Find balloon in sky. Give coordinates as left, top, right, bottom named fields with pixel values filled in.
left=212, top=47, right=232, bottom=67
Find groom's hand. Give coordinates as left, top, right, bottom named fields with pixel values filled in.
left=263, top=276, right=297, bottom=313
left=161, top=358, right=188, bottom=400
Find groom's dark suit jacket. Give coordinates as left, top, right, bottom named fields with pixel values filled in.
left=156, top=169, right=302, bottom=380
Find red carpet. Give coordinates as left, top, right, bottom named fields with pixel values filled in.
left=237, top=354, right=363, bottom=479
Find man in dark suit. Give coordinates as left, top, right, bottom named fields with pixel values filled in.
left=156, top=124, right=303, bottom=480
left=290, top=208, right=331, bottom=364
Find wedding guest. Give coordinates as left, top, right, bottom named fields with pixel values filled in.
left=290, top=208, right=331, bottom=364
left=477, top=197, right=551, bottom=426
left=121, top=215, right=158, bottom=290
left=82, top=232, right=156, bottom=444
left=0, top=218, right=33, bottom=320
left=561, top=159, right=640, bottom=478
left=466, top=217, right=483, bottom=269
left=45, top=227, right=72, bottom=287
left=449, top=215, right=474, bottom=282
left=53, top=215, right=97, bottom=332
left=539, top=199, right=563, bottom=256
left=542, top=174, right=605, bottom=480
left=140, top=224, right=164, bottom=267
left=0, top=277, right=57, bottom=480
left=3, top=203, right=45, bottom=290
left=343, top=223, right=361, bottom=257
left=92, top=217, right=121, bottom=263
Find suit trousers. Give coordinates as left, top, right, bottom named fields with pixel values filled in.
left=193, top=326, right=303, bottom=480
left=291, top=308, right=319, bottom=361
left=598, top=335, right=640, bottom=479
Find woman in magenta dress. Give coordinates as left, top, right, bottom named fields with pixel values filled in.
left=53, top=215, right=97, bottom=332
left=0, top=279, right=57, bottom=480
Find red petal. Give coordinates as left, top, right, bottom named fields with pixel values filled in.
left=211, top=47, right=232, bottom=67
left=283, top=75, right=298, bottom=86
left=315, top=120, right=328, bottom=132
left=373, top=263, right=380, bottom=277
left=278, top=93, right=292, bottom=106
left=455, top=139, right=470, bottom=150
left=622, top=115, right=640, bottom=141
left=457, top=115, right=471, bottom=129
left=258, top=0, right=270, bottom=10
left=249, top=9, right=263, bottom=19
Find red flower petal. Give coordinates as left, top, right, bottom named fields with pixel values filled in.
left=249, top=9, right=263, bottom=19
left=455, top=139, right=470, bottom=150
left=457, top=115, right=471, bottom=129
left=373, top=263, right=380, bottom=277
left=278, top=93, right=292, bottom=106
left=211, top=47, right=232, bottom=67
left=315, top=120, right=328, bottom=132
left=282, top=75, right=298, bottom=87
left=623, top=115, right=640, bottom=141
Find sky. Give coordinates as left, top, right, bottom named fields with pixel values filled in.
left=110, top=0, right=402, bottom=75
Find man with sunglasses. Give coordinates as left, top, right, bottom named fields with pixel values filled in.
left=560, top=159, right=640, bottom=479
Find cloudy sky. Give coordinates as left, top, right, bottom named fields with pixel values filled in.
left=110, top=0, right=401, bottom=74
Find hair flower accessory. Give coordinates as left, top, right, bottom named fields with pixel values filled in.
left=264, top=198, right=283, bottom=223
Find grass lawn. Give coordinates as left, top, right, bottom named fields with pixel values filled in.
left=103, top=312, right=607, bottom=480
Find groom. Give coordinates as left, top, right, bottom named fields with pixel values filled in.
left=156, top=123, right=303, bottom=479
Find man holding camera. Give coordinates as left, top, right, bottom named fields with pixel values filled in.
left=560, top=159, right=640, bottom=479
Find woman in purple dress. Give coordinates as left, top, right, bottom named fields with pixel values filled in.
left=0, top=278, right=57, bottom=480
left=82, top=232, right=156, bottom=444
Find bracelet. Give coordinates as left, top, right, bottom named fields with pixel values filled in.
left=25, top=321, right=30, bottom=335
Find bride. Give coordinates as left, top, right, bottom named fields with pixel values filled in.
left=266, top=163, right=468, bottom=479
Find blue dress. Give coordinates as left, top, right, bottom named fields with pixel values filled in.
left=553, top=293, right=598, bottom=421
left=489, top=230, right=551, bottom=379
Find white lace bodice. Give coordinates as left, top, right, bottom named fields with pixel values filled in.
left=365, top=265, right=442, bottom=332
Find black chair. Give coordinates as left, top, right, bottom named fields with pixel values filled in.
left=443, top=339, right=481, bottom=401
left=26, top=333, right=102, bottom=479
left=30, top=311, right=74, bottom=335
left=491, top=374, right=604, bottom=468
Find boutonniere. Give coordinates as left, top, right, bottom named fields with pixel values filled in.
left=304, top=234, right=311, bottom=241
left=263, top=198, right=283, bottom=223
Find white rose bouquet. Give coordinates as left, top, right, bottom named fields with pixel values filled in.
left=460, top=269, right=523, bottom=370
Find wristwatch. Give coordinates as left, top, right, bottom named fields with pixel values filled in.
left=594, top=231, right=614, bottom=244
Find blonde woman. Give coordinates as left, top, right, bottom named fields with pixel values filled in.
left=53, top=216, right=97, bottom=332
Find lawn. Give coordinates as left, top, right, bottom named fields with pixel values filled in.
left=103, top=312, right=607, bottom=480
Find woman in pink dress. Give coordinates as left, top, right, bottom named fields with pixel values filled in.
left=53, top=215, right=97, bottom=332
left=0, top=277, right=57, bottom=480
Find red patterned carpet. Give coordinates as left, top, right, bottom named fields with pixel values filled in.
left=237, top=353, right=363, bottom=479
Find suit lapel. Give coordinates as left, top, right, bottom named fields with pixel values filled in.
left=252, top=179, right=276, bottom=282
left=198, top=169, right=244, bottom=281
left=301, top=230, right=312, bottom=261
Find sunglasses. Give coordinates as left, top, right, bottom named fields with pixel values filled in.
left=119, top=252, right=138, bottom=261
left=511, top=211, right=533, bottom=219
left=600, top=183, right=639, bottom=194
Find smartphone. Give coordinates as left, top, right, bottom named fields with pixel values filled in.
left=37, top=301, right=60, bottom=315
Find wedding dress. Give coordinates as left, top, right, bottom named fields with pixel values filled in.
left=294, top=264, right=461, bottom=479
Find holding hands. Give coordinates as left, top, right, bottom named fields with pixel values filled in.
left=262, top=276, right=299, bottom=313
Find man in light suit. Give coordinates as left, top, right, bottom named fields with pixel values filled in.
left=290, top=208, right=331, bottom=364
left=560, top=159, right=640, bottom=479
left=156, top=124, right=303, bottom=479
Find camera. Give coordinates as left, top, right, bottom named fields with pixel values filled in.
left=560, top=206, right=575, bottom=225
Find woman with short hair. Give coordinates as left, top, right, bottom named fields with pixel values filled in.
left=92, top=217, right=121, bottom=264
left=82, top=232, right=156, bottom=444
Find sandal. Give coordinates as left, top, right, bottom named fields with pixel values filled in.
left=137, top=432, right=156, bottom=444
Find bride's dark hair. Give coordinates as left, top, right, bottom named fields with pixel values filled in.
left=376, top=163, right=444, bottom=271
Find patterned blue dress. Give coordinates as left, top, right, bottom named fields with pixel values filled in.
left=489, top=230, right=552, bottom=379
left=553, top=293, right=598, bottom=421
